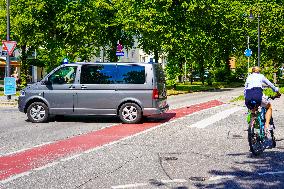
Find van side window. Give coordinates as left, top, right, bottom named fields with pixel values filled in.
left=80, top=65, right=116, bottom=84
left=116, top=65, right=145, bottom=84
left=49, top=66, right=77, bottom=85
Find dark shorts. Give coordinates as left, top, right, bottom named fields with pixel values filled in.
left=245, top=87, right=263, bottom=110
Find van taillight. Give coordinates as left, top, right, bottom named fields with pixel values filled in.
left=152, top=88, right=159, bottom=99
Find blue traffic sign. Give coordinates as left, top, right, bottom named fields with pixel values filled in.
left=4, top=77, right=16, bottom=96
left=244, top=48, right=252, bottom=57
left=116, top=52, right=124, bottom=56
left=63, top=58, right=68, bottom=64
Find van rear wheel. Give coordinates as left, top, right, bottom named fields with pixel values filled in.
left=119, top=103, right=142, bottom=124
left=27, top=102, right=49, bottom=123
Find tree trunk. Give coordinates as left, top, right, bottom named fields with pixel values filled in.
left=154, top=50, right=159, bottom=63
left=20, top=45, right=28, bottom=87
left=109, top=41, right=118, bottom=62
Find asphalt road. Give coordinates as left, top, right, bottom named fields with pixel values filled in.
left=1, top=87, right=284, bottom=189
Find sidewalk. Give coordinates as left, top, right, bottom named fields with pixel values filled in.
left=0, top=95, right=18, bottom=106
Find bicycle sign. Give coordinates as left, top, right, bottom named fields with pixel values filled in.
left=4, top=77, right=16, bottom=95
left=244, top=48, right=252, bottom=57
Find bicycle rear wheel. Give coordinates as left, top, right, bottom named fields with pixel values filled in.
left=248, top=119, right=264, bottom=156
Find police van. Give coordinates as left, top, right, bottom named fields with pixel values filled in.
left=18, top=62, right=169, bottom=124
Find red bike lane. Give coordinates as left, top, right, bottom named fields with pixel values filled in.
left=0, top=100, right=223, bottom=181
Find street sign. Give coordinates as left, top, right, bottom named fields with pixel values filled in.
left=244, top=48, right=252, bottom=57
left=4, top=77, right=16, bottom=96
left=2, top=41, right=17, bottom=56
left=116, top=52, right=124, bottom=56
left=63, top=58, right=68, bottom=64
left=117, top=43, right=123, bottom=52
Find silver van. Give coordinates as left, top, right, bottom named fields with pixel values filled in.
left=18, top=62, right=169, bottom=124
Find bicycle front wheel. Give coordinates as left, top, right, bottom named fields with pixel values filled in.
left=248, top=119, right=264, bottom=156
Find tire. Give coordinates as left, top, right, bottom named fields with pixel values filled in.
left=248, top=119, right=264, bottom=156
left=119, top=103, right=142, bottom=124
left=270, top=129, right=276, bottom=148
left=27, top=102, right=49, bottom=123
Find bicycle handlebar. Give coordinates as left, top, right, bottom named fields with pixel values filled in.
left=268, top=93, right=281, bottom=100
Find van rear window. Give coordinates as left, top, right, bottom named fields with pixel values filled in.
left=116, top=65, right=145, bottom=84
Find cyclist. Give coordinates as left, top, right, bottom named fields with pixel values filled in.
left=244, top=66, right=280, bottom=135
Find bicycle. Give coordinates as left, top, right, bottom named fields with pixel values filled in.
left=247, top=94, right=281, bottom=156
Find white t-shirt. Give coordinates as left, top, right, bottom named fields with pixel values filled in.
left=244, top=73, right=278, bottom=96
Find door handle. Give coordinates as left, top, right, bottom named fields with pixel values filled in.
left=69, top=85, right=75, bottom=89
left=81, top=85, right=87, bottom=89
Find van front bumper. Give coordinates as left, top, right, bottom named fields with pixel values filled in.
left=143, top=104, right=169, bottom=116
left=18, top=96, right=26, bottom=113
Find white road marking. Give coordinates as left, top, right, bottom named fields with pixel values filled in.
left=60, top=153, right=82, bottom=162
left=33, top=162, right=59, bottom=171
left=189, top=106, right=244, bottom=128
left=160, top=179, right=187, bottom=183
left=111, top=179, right=187, bottom=189
left=0, top=103, right=227, bottom=184
left=111, top=183, right=148, bottom=189
left=1, top=142, right=53, bottom=157
left=0, top=172, right=31, bottom=184
left=208, top=175, right=235, bottom=181
left=0, top=120, right=182, bottom=184
left=0, top=123, right=120, bottom=157
left=258, top=171, right=284, bottom=176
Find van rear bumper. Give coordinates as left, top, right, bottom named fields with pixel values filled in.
left=143, top=104, right=169, bottom=116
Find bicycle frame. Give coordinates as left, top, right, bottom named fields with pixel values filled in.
left=248, top=107, right=266, bottom=139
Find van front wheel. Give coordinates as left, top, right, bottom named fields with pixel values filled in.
left=119, top=103, right=142, bottom=124
left=27, top=102, right=49, bottom=123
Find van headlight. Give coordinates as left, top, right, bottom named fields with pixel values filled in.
left=20, top=90, right=26, bottom=96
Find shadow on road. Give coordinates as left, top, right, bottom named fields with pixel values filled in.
left=33, top=112, right=177, bottom=124
left=195, top=150, right=284, bottom=188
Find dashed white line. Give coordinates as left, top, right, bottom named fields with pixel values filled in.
left=208, top=175, right=236, bottom=181
left=0, top=172, right=31, bottom=184
left=111, top=179, right=187, bottom=189
left=111, top=183, right=148, bottom=189
left=189, top=106, right=244, bottom=128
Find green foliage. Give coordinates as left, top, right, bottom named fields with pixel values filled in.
left=263, top=87, right=282, bottom=96
left=261, top=60, right=278, bottom=81
left=0, top=0, right=283, bottom=87
left=230, top=95, right=245, bottom=102
left=232, top=86, right=283, bottom=102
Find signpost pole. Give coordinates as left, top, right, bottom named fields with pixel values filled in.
left=6, top=0, right=11, bottom=100
left=247, top=36, right=250, bottom=73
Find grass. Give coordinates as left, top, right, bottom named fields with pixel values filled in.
left=0, top=91, right=20, bottom=96
left=167, top=81, right=243, bottom=96
left=230, top=95, right=245, bottom=102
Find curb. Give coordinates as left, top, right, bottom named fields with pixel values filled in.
left=0, top=100, right=18, bottom=107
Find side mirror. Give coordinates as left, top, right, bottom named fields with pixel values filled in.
left=41, top=79, right=52, bottom=85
